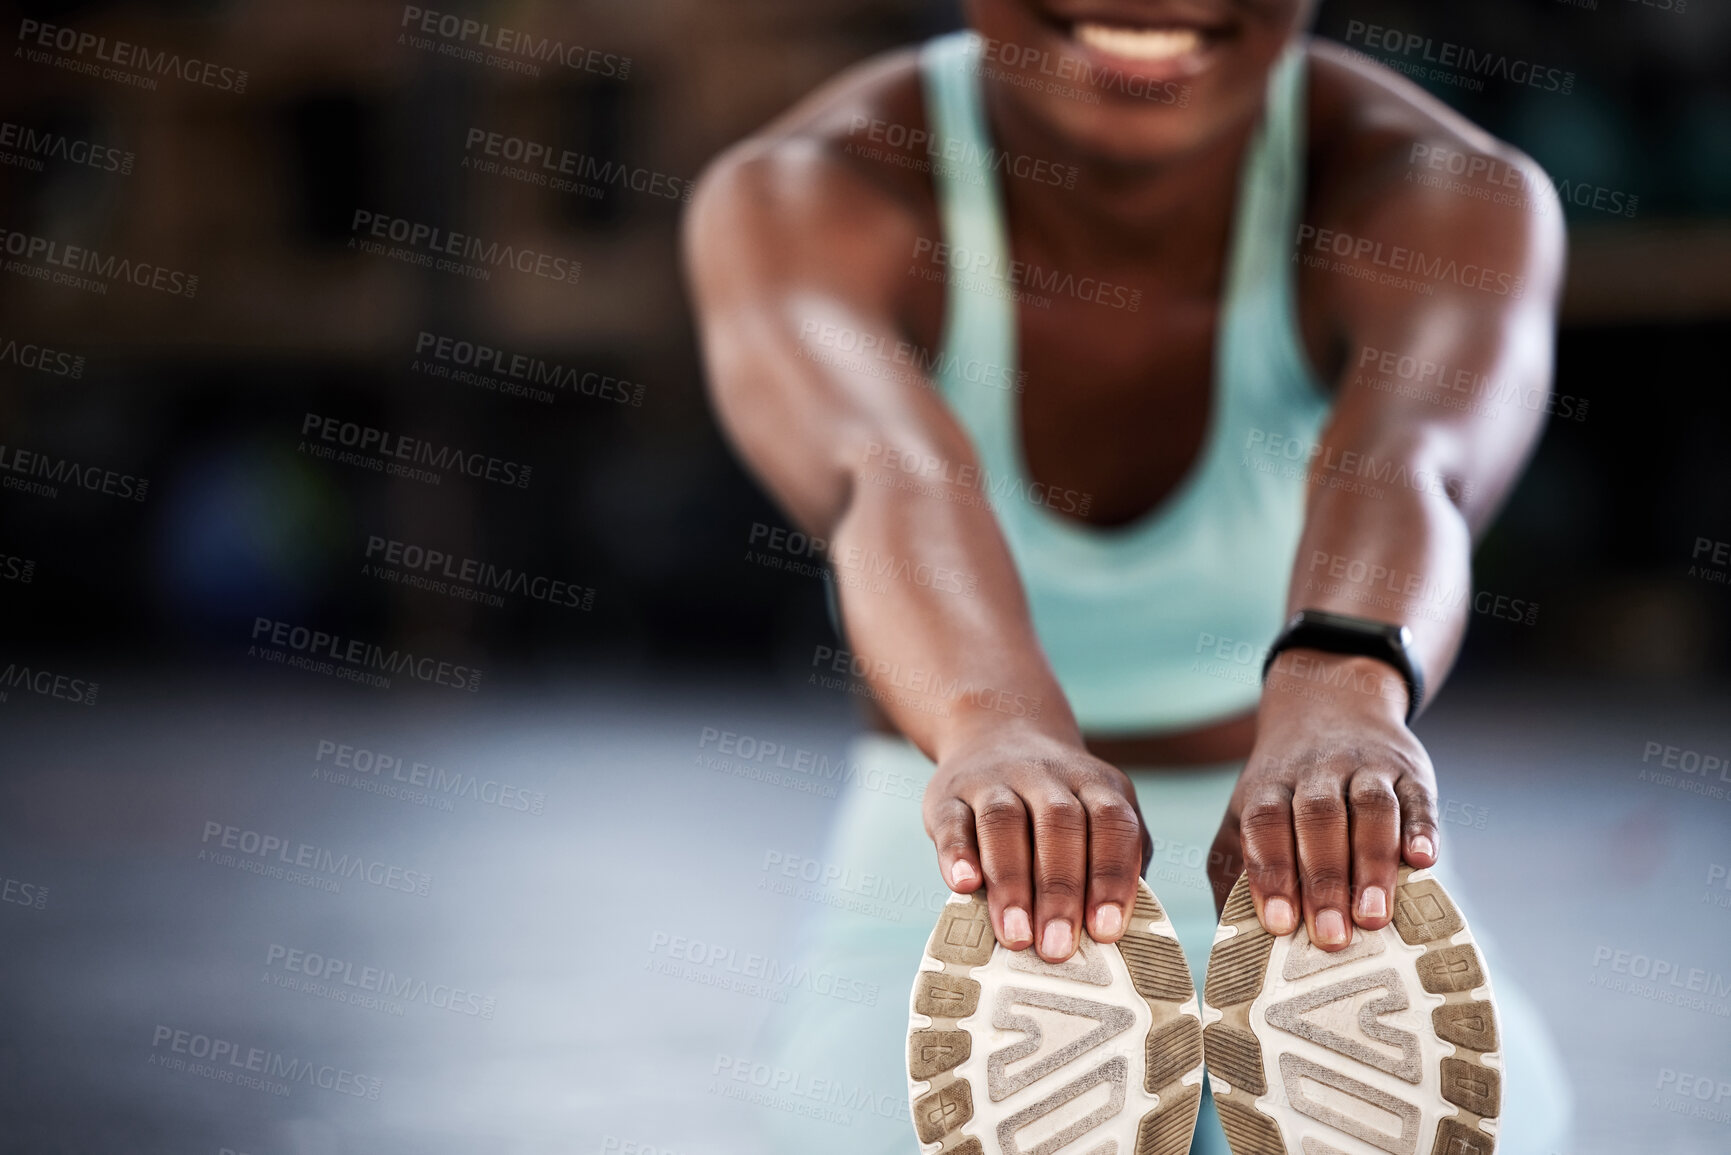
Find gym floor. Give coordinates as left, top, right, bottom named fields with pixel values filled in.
left=0, top=670, right=1725, bottom=1155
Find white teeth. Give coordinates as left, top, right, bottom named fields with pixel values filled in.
left=1074, top=22, right=1202, bottom=62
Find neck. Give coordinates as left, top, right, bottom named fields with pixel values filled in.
left=982, top=86, right=1265, bottom=274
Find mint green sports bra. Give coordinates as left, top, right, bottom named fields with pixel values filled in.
left=919, top=32, right=1333, bottom=735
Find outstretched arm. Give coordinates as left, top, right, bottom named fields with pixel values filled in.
left=686, top=139, right=1146, bottom=963
left=1209, top=124, right=1567, bottom=948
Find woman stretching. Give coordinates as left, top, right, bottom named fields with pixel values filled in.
left=686, top=1, right=1572, bottom=1151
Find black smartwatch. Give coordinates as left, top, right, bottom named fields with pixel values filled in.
left=1260, top=609, right=1426, bottom=722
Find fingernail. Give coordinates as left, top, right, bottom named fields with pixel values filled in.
left=950, top=860, right=977, bottom=887
left=1264, top=897, right=1296, bottom=935
left=1410, top=834, right=1435, bottom=860
left=1004, top=907, right=1032, bottom=946
left=1315, top=909, right=1348, bottom=946
left=1094, top=903, right=1123, bottom=939
left=1041, top=920, right=1074, bottom=959
left=1356, top=886, right=1387, bottom=921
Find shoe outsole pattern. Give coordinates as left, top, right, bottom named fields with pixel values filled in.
left=1202, top=866, right=1503, bottom=1155
left=907, top=880, right=1205, bottom=1155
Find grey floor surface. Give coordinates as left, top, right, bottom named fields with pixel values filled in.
left=0, top=669, right=1726, bottom=1155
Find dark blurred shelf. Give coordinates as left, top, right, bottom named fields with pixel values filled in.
left=1564, top=223, right=1731, bottom=324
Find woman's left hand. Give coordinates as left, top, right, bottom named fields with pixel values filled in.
left=1207, top=653, right=1441, bottom=951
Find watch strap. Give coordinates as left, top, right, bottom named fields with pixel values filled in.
left=1260, top=609, right=1426, bottom=722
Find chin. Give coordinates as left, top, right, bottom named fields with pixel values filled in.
left=963, top=0, right=1312, bottom=164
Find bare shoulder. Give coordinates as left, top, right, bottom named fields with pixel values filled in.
left=1300, top=38, right=1567, bottom=299
left=683, top=46, right=941, bottom=310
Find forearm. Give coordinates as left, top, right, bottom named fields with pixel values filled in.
left=1268, top=443, right=1475, bottom=718
left=826, top=443, right=1080, bottom=761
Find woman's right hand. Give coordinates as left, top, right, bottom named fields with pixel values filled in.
left=924, top=719, right=1151, bottom=963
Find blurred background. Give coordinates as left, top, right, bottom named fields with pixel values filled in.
left=0, top=1, right=1727, bottom=1153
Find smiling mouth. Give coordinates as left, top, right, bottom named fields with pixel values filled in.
left=1072, top=23, right=1204, bottom=63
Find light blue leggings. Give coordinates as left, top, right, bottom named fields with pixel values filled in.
left=756, top=734, right=1572, bottom=1154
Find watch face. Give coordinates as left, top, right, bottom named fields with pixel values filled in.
left=1306, top=611, right=1353, bottom=631
left=1309, top=610, right=1406, bottom=643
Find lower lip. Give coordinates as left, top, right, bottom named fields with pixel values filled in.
left=1058, top=24, right=1222, bottom=85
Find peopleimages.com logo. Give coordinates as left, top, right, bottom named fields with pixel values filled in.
left=199, top=821, right=433, bottom=897
left=15, top=19, right=250, bottom=93
left=0, top=334, right=84, bottom=378
left=364, top=536, right=595, bottom=611
left=413, top=330, right=644, bottom=406
left=149, top=1024, right=382, bottom=1099
left=0, top=442, right=148, bottom=502
left=911, top=236, right=1143, bottom=312
left=248, top=617, right=483, bottom=692
left=1, top=870, right=48, bottom=909
left=1295, top=224, right=1525, bottom=298
left=0, top=661, right=98, bottom=705
left=313, top=738, right=547, bottom=815
left=1, top=226, right=198, bottom=297
left=299, top=412, right=532, bottom=489
left=349, top=210, right=581, bottom=285
left=0, top=552, right=34, bottom=584
left=0, top=120, right=134, bottom=175
left=1340, top=20, right=1574, bottom=95
left=398, top=6, right=630, bottom=79
left=264, top=943, right=497, bottom=1018
left=463, top=128, right=692, bottom=202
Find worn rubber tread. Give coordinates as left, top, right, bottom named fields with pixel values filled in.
left=1136, top=1084, right=1203, bottom=1155
left=1202, top=1023, right=1267, bottom=1096
left=1144, top=1014, right=1203, bottom=1092
left=906, top=881, right=1203, bottom=1154
left=1203, top=867, right=1503, bottom=1155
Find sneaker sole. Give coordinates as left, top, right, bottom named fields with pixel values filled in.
left=906, top=880, right=1206, bottom=1155
left=1202, top=865, right=1503, bottom=1155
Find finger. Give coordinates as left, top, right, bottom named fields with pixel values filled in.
left=1207, top=819, right=1245, bottom=917
left=1126, top=790, right=1155, bottom=876
left=1078, top=783, right=1141, bottom=943
left=1238, top=785, right=1299, bottom=936
left=1347, top=770, right=1400, bottom=931
left=973, top=787, right=1034, bottom=950
left=926, top=797, right=982, bottom=893
left=1395, top=774, right=1441, bottom=868
left=1293, top=774, right=1352, bottom=949
left=1029, top=787, right=1088, bottom=961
